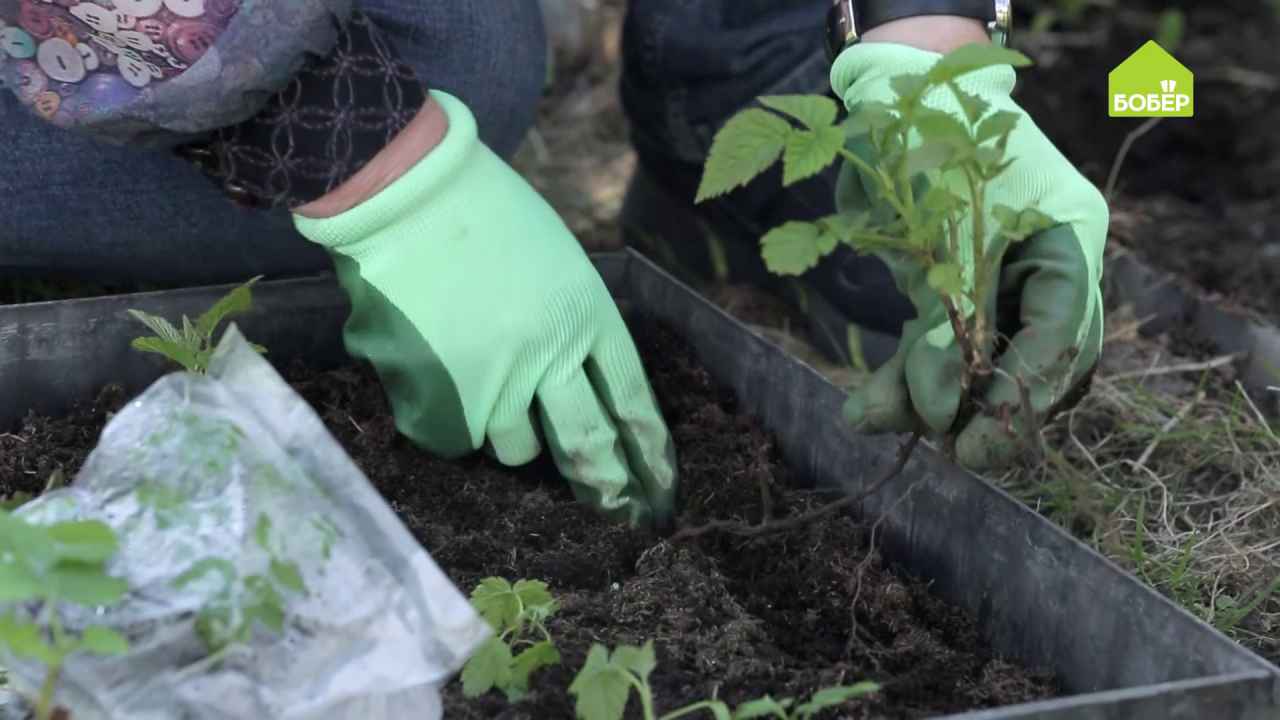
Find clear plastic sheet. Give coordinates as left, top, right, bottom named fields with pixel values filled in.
left=1, top=326, right=489, bottom=719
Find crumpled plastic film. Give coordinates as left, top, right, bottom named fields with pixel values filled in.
left=0, top=326, right=490, bottom=719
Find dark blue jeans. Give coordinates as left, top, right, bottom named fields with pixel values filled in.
left=0, top=1, right=830, bottom=285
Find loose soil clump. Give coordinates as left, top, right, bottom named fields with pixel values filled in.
left=1, top=319, right=1058, bottom=718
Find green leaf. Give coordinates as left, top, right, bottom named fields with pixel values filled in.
left=80, top=625, right=129, bottom=656
left=914, top=109, right=972, bottom=148
left=194, top=277, right=260, bottom=343
left=568, top=645, right=634, bottom=720
left=130, top=337, right=200, bottom=373
left=462, top=637, right=514, bottom=698
left=244, top=576, right=285, bottom=634
left=760, top=222, right=828, bottom=276
left=0, top=493, right=33, bottom=513
left=782, top=125, right=845, bottom=186
left=127, top=309, right=183, bottom=344
left=921, top=185, right=965, bottom=216
left=905, top=142, right=955, bottom=176
left=733, top=696, right=793, bottom=719
left=254, top=513, right=272, bottom=552
left=947, top=83, right=992, bottom=126
left=0, top=615, right=56, bottom=664
left=890, top=73, right=930, bottom=103
left=508, top=640, right=561, bottom=699
left=471, top=577, right=521, bottom=631
left=927, top=44, right=1032, bottom=85
left=173, top=557, right=237, bottom=590
left=927, top=263, right=967, bottom=297
left=1155, top=9, right=1186, bottom=55
left=47, top=520, right=119, bottom=564
left=697, top=109, right=792, bottom=202
left=0, top=562, right=42, bottom=602
left=758, top=95, right=839, bottom=131
left=795, top=683, right=880, bottom=718
left=843, top=101, right=898, bottom=136
left=992, top=205, right=1058, bottom=243
left=270, top=559, right=307, bottom=595
left=512, top=579, right=555, bottom=615
left=612, top=641, right=656, bottom=682
left=0, top=512, right=53, bottom=568
left=46, top=562, right=129, bottom=606
left=975, top=110, right=1021, bottom=145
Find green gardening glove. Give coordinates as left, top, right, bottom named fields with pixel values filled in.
left=831, top=43, right=1109, bottom=471
left=293, top=92, right=677, bottom=530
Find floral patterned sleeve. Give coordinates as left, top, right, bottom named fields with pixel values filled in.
left=0, top=0, right=428, bottom=209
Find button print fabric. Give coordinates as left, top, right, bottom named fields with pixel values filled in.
left=0, top=0, right=351, bottom=147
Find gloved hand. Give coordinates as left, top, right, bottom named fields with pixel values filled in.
left=293, top=92, right=677, bottom=530
left=831, top=43, right=1109, bottom=471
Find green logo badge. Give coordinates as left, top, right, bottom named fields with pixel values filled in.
left=1109, top=41, right=1194, bottom=118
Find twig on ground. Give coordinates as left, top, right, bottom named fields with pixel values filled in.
left=1127, top=390, right=1204, bottom=475
left=1101, top=355, right=1237, bottom=384
left=671, top=432, right=922, bottom=542
left=1105, top=117, right=1164, bottom=202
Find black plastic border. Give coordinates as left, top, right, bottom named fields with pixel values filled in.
left=0, top=251, right=1275, bottom=719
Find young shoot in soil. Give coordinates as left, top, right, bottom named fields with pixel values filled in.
left=568, top=640, right=879, bottom=720
left=461, top=577, right=562, bottom=702
left=128, top=276, right=266, bottom=374
left=0, top=511, right=129, bottom=720
left=696, top=44, right=1056, bottom=460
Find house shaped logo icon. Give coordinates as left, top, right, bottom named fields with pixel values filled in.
left=1109, top=41, right=1194, bottom=118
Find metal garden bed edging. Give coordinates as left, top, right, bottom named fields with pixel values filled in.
left=1104, top=250, right=1280, bottom=414
left=0, top=250, right=1276, bottom=720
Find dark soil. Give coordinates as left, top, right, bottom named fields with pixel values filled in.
left=0, top=320, right=1058, bottom=718
left=1014, top=0, right=1280, bottom=316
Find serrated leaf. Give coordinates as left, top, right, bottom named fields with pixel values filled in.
left=914, top=109, right=972, bottom=147
left=80, top=625, right=129, bottom=656
left=796, top=683, right=880, bottom=718
left=697, top=109, right=792, bottom=202
left=46, top=561, right=128, bottom=606
left=130, top=337, right=200, bottom=372
left=612, top=641, right=656, bottom=682
left=760, top=222, right=828, bottom=276
left=244, top=576, right=285, bottom=634
left=947, top=83, right=991, bottom=126
left=471, top=577, right=521, bottom=631
left=905, top=142, right=955, bottom=176
left=843, top=101, right=898, bottom=137
left=462, top=637, right=514, bottom=698
left=927, top=263, right=967, bottom=297
left=733, top=695, right=792, bottom=719
left=47, top=520, right=118, bottom=564
left=782, top=125, right=845, bottom=186
left=758, top=95, right=838, bottom=131
left=569, top=645, right=634, bottom=720
left=975, top=110, right=1021, bottom=145
left=194, top=277, right=260, bottom=343
left=927, top=44, right=1032, bottom=85
left=890, top=73, right=930, bottom=103
left=921, top=185, right=965, bottom=216
left=507, top=640, right=561, bottom=700
left=513, top=579, right=554, bottom=614
left=270, top=559, right=306, bottom=595
left=127, top=309, right=182, bottom=344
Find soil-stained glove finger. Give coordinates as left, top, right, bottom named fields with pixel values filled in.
left=486, top=404, right=543, bottom=467
left=956, top=227, right=1103, bottom=471
left=844, top=347, right=916, bottom=434
left=585, top=310, right=679, bottom=531
left=536, top=367, right=657, bottom=529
